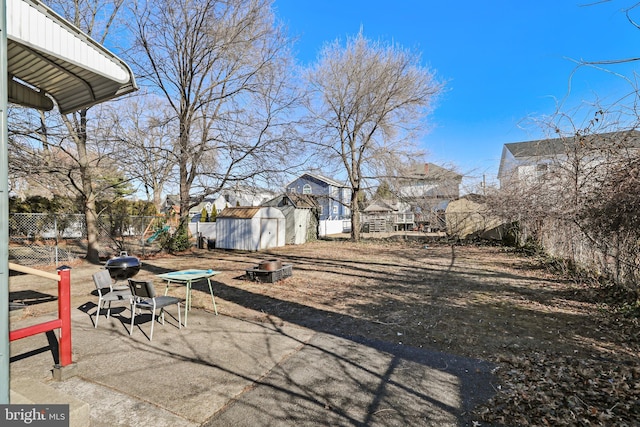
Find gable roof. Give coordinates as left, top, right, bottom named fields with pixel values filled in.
left=262, top=193, right=319, bottom=210
left=499, top=130, right=640, bottom=179
left=164, top=194, right=180, bottom=206
left=504, top=130, right=640, bottom=160
left=286, top=193, right=318, bottom=209
left=408, top=163, right=462, bottom=181
left=288, top=173, right=346, bottom=189
left=503, top=138, right=567, bottom=159
left=363, top=199, right=398, bottom=212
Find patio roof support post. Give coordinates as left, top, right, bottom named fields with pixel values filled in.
left=0, top=0, right=10, bottom=404
left=57, top=268, right=72, bottom=367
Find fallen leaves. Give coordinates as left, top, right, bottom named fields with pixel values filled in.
left=474, top=351, right=640, bottom=426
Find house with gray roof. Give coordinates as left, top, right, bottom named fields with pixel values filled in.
left=395, top=163, right=462, bottom=231
left=286, top=173, right=351, bottom=220
left=398, top=163, right=462, bottom=201
left=498, top=130, right=640, bottom=188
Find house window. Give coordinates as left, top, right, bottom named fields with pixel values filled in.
left=319, top=206, right=324, bottom=215
left=303, top=184, right=312, bottom=195
left=536, top=163, right=548, bottom=179
left=332, top=205, right=338, bottom=214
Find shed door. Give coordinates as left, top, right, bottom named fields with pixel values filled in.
left=260, top=218, right=277, bottom=249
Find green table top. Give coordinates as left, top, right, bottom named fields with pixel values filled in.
left=156, top=269, right=220, bottom=282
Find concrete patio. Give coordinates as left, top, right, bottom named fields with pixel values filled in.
left=9, top=299, right=495, bottom=426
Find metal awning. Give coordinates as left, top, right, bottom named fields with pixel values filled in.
left=6, top=0, right=137, bottom=113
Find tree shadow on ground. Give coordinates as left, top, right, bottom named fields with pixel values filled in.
left=211, top=280, right=497, bottom=425
left=141, top=257, right=497, bottom=426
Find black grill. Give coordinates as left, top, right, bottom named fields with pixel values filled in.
left=105, top=253, right=141, bottom=281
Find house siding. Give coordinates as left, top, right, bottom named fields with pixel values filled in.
left=498, top=130, right=640, bottom=188
left=287, top=174, right=351, bottom=220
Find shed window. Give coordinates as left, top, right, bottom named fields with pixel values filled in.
left=303, top=184, right=312, bottom=195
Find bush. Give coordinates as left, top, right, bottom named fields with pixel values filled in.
left=158, top=227, right=191, bottom=253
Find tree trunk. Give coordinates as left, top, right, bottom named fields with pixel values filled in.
left=350, top=188, right=361, bottom=241
left=152, top=186, right=163, bottom=214
left=84, top=196, right=101, bottom=263
left=176, top=118, right=192, bottom=248
left=75, top=109, right=101, bottom=263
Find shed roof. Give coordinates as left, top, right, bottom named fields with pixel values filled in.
left=7, top=0, right=137, bottom=113
left=286, top=193, right=318, bottom=209
left=218, top=206, right=262, bottom=219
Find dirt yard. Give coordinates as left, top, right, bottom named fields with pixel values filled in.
left=9, top=237, right=640, bottom=425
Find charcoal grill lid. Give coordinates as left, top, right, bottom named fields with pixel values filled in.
left=105, top=255, right=141, bottom=268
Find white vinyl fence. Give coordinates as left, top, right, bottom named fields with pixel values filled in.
left=318, top=219, right=350, bottom=236
left=188, top=222, right=217, bottom=240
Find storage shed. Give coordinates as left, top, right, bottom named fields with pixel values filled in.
left=263, top=193, right=319, bottom=245
left=445, top=194, right=505, bottom=240
left=216, top=207, right=286, bottom=251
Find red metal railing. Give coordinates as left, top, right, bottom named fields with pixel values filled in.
left=8, top=263, right=72, bottom=367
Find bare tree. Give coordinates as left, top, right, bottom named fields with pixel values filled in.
left=128, top=0, right=298, bottom=249
left=303, top=31, right=443, bottom=241
left=105, top=94, right=178, bottom=212
left=8, top=105, right=133, bottom=198
left=17, top=0, right=128, bottom=263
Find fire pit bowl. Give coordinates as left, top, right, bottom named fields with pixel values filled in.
left=105, top=252, right=141, bottom=281
left=258, top=259, right=282, bottom=271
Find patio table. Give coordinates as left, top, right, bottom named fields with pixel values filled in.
left=156, top=269, right=219, bottom=326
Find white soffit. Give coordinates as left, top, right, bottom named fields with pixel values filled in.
left=6, top=0, right=137, bottom=113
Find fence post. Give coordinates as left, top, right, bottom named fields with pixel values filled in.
left=54, top=215, right=59, bottom=266
left=57, top=266, right=72, bottom=366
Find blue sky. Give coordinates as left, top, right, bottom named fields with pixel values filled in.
left=273, top=0, right=640, bottom=189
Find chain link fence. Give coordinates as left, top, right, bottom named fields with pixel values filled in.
left=9, top=213, right=163, bottom=266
